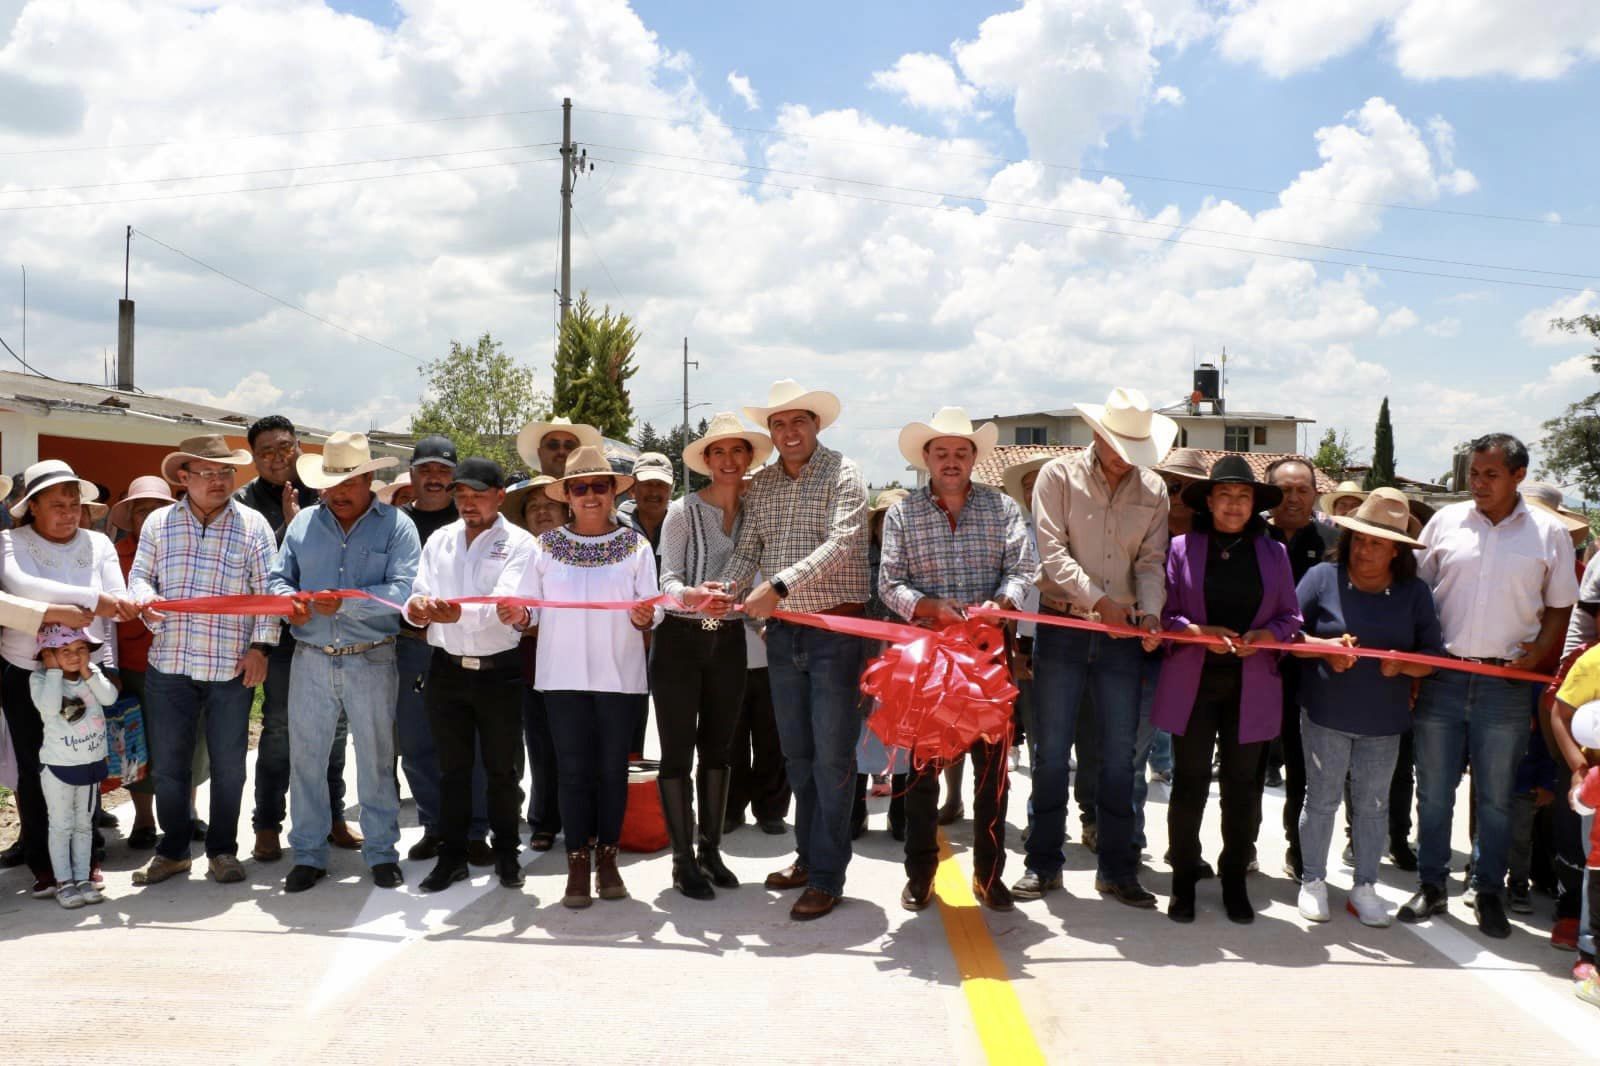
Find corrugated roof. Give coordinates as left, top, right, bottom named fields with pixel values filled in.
left=974, top=444, right=1338, bottom=492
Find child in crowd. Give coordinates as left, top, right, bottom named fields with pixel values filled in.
left=31, top=624, right=118, bottom=909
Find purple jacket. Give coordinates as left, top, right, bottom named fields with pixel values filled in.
left=1150, top=531, right=1303, bottom=745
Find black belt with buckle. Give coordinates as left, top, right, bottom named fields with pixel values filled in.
left=438, top=647, right=521, bottom=672
left=1449, top=653, right=1513, bottom=667
left=664, top=613, right=730, bottom=633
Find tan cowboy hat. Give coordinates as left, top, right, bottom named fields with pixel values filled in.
left=545, top=445, right=634, bottom=501
left=898, top=407, right=998, bottom=471
left=10, top=460, right=98, bottom=520
left=160, top=434, right=252, bottom=486
left=742, top=378, right=841, bottom=431
left=502, top=475, right=558, bottom=527
left=1318, top=480, right=1369, bottom=515
left=683, top=412, right=775, bottom=477
left=515, top=416, right=604, bottom=470
left=1155, top=447, right=1210, bottom=484
left=296, top=431, right=398, bottom=490
left=1522, top=481, right=1591, bottom=536
left=1001, top=453, right=1053, bottom=510
left=1074, top=387, right=1178, bottom=467
left=109, top=475, right=177, bottom=531
left=872, top=487, right=910, bottom=513
left=374, top=471, right=410, bottom=505
left=1333, top=486, right=1424, bottom=549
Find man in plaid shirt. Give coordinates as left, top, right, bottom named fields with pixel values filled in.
left=879, top=408, right=1036, bottom=913
left=724, top=379, right=869, bottom=921
left=128, top=435, right=280, bottom=888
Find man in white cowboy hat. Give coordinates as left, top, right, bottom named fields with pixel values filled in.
left=516, top=415, right=605, bottom=479
left=267, top=432, right=420, bottom=893
left=723, top=378, right=870, bottom=921
left=1015, top=386, right=1173, bottom=909
left=126, top=435, right=282, bottom=887
left=879, top=407, right=1037, bottom=913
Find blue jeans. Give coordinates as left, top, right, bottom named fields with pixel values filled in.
left=1131, top=650, right=1166, bottom=850
left=1027, top=626, right=1143, bottom=883
left=144, top=667, right=254, bottom=861
left=1413, top=671, right=1536, bottom=895
left=544, top=690, right=635, bottom=851
left=394, top=637, right=485, bottom=838
left=766, top=621, right=864, bottom=897
left=287, top=642, right=401, bottom=869
left=253, top=634, right=348, bottom=832
left=1299, top=711, right=1401, bottom=885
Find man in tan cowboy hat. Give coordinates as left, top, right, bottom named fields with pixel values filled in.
left=723, top=378, right=869, bottom=921
left=267, top=432, right=420, bottom=893
left=879, top=407, right=1037, bottom=912
left=516, top=416, right=604, bottom=478
left=127, top=435, right=281, bottom=888
left=1017, top=386, right=1173, bottom=909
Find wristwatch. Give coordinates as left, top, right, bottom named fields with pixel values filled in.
left=771, top=577, right=790, bottom=599
left=249, top=642, right=273, bottom=655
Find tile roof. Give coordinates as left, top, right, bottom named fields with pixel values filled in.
left=974, top=444, right=1338, bottom=493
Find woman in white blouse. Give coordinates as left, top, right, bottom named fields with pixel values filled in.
left=509, top=446, right=659, bottom=909
left=0, top=460, right=135, bottom=895
left=652, top=413, right=772, bottom=900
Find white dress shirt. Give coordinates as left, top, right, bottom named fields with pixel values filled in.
left=1418, top=498, right=1578, bottom=659
left=406, top=516, right=534, bottom=657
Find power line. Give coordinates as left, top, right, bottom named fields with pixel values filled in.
left=0, top=106, right=564, bottom=158
left=573, top=208, right=625, bottom=305
left=132, top=228, right=426, bottom=363
left=582, top=105, right=1597, bottom=231
left=587, top=154, right=1596, bottom=294
left=586, top=142, right=1600, bottom=283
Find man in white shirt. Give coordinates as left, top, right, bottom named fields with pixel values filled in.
left=1400, top=433, right=1578, bottom=939
left=404, top=459, right=535, bottom=893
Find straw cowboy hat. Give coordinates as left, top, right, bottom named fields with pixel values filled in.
left=502, top=475, right=558, bottom=527
left=109, top=475, right=177, bottom=532
left=682, top=412, right=774, bottom=477
left=897, top=407, right=998, bottom=471
left=1332, top=486, right=1425, bottom=549
left=160, top=434, right=252, bottom=486
left=1001, top=453, right=1053, bottom=510
left=872, top=487, right=910, bottom=513
left=295, top=431, right=397, bottom=491
left=742, top=379, right=841, bottom=431
left=374, top=472, right=410, bottom=505
left=1155, top=447, right=1210, bottom=484
left=1318, top=480, right=1368, bottom=515
left=515, top=416, right=604, bottom=470
left=1181, top=454, right=1283, bottom=512
left=10, top=460, right=98, bottom=520
left=545, top=445, right=634, bottom=501
left=1522, top=481, right=1591, bottom=537
left=1074, top=387, right=1178, bottom=467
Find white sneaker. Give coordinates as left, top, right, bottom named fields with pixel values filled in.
left=55, top=883, right=85, bottom=910
left=1298, top=878, right=1330, bottom=922
left=76, top=880, right=105, bottom=905
left=1347, top=883, right=1393, bottom=927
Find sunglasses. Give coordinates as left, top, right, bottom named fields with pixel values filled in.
left=543, top=438, right=581, bottom=452
left=567, top=479, right=614, bottom=498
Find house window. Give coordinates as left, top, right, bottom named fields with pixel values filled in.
left=1015, top=426, right=1047, bottom=445
left=1253, top=425, right=1268, bottom=446
left=1223, top=426, right=1252, bottom=452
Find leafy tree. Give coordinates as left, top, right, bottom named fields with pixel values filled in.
left=551, top=292, right=639, bottom=440
left=1311, top=428, right=1358, bottom=480
left=412, top=332, right=547, bottom=474
left=1363, top=397, right=1396, bottom=490
left=1537, top=315, right=1600, bottom=500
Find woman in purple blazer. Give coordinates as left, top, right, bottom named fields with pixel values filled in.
left=1147, top=456, right=1302, bottom=924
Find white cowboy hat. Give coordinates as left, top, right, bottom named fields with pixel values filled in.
left=1001, top=453, right=1053, bottom=510
left=374, top=471, right=411, bottom=505
left=741, top=379, right=841, bottom=431
left=682, top=412, right=775, bottom=477
left=295, top=431, right=398, bottom=490
left=1332, top=486, right=1425, bottom=550
left=545, top=445, right=635, bottom=501
left=1318, top=480, right=1369, bottom=515
left=1522, top=481, right=1591, bottom=536
left=897, top=407, right=998, bottom=471
left=160, top=434, right=253, bottom=486
left=10, top=460, right=97, bottom=520
left=515, top=416, right=604, bottom=471
left=1074, top=387, right=1178, bottom=467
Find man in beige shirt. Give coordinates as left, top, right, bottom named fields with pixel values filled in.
left=1015, top=387, right=1172, bottom=909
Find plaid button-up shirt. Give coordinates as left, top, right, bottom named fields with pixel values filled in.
left=723, top=443, right=870, bottom=614
left=878, top=484, right=1038, bottom=622
left=128, top=499, right=281, bottom=682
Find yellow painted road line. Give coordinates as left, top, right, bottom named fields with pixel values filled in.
left=934, top=832, right=1047, bottom=1065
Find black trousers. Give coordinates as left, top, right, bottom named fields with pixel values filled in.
left=1074, top=686, right=1100, bottom=826
left=649, top=617, right=746, bottom=780
left=906, top=738, right=1008, bottom=885
left=1274, top=667, right=1306, bottom=871
left=1169, top=663, right=1266, bottom=876
left=424, top=651, right=525, bottom=861
left=521, top=686, right=561, bottom=836
left=2, top=662, right=51, bottom=879
left=728, top=667, right=790, bottom=822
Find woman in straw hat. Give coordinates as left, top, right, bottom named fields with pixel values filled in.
left=506, top=445, right=660, bottom=908
left=1288, top=487, right=1442, bottom=928
left=1319, top=481, right=1369, bottom=520
left=649, top=413, right=772, bottom=899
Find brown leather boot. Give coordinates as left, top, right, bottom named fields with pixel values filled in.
left=594, top=844, right=628, bottom=900
left=251, top=830, right=282, bottom=863
left=328, top=820, right=364, bottom=850
left=562, top=850, right=592, bottom=909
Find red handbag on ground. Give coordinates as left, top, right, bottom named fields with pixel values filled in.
left=618, top=759, right=669, bottom=853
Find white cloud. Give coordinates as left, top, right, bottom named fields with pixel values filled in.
left=869, top=52, right=976, bottom=116
left=1520, top=291, right=1600, bottom=344
left=726, top=71, right=759, bottom=111
left=1153, top=84, right=1184, bottom=106
left=164, top=371, right=285, bottom=412
left=1423, top=316, right=1461, bottom=337
left=1378, top=307, right=1418, bottom=335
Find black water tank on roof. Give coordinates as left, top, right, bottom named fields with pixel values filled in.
left=1194, top=364, right=1221, bottom=400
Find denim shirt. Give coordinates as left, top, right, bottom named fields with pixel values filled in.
left=268, top=499, right=420, bottom=649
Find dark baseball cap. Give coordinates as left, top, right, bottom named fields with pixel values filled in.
left=411, top=435, right=458, bottom=469
left=451, top=457, right=506, bottom=491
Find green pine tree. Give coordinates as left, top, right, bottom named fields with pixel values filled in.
left=551, top=292, right=639, bottom=440
left=1363, top=397, right=1397, bottom=490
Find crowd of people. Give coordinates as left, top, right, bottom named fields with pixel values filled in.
left=4, top=376, right=1600, bottom=1003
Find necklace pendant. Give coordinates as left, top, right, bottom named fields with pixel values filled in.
left=1220, top=550, right=1229, bottom=560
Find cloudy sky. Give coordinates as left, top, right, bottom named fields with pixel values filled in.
left=2, top=0, right=1599, bottom=485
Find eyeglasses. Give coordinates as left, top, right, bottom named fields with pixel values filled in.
left=185, top=467, right=237, bottom=483
left=254, top=443, right=297, bottom=459
left=567, top=479, right=614, bottom=497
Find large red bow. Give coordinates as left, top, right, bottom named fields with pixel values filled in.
left=862, top=620, right=1017, bottom=770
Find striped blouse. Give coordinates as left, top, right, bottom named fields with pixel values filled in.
left=659, top=493, right=743, bottom=619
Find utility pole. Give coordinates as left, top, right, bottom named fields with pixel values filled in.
left=559, top=98, right=573, bottom=324
left=117, top=225, right=135, bottom=390
left=681, top=337, right=698, bottom=488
